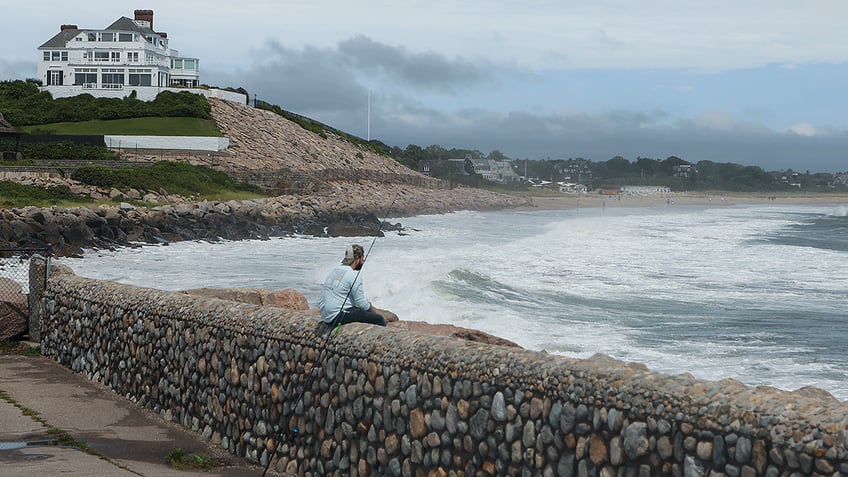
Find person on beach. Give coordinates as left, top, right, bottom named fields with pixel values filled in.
left=318, top=244, right=386, bottom=327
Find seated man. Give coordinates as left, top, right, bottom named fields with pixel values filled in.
left=317, top=244, right=386, bottom=327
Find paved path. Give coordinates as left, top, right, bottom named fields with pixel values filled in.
left=0, top=354, right=267, bottom=476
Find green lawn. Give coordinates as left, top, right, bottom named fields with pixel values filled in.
left=20, top=117, right=223, bottom=137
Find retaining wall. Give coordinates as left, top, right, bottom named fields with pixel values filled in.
left=43, top=86, right=247, bottom=104
left=36, top=262, right=848, bottom=477
left=104, top=135, right=230, bottom=151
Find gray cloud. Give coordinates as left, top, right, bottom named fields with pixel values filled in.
left=337, top=35, right=485, bottom=92
left=363, top=103, right=848, bottom=172
left=204, top=35, right=490, bottom=124
left=213, top=42, right=848, bottom=172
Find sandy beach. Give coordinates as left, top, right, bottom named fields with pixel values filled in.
left=509, top=192, right=848, bottom=212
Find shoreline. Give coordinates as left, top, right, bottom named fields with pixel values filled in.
left=508, top=192, right=848, bottom=212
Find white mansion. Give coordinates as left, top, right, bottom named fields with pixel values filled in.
left=37, top=9, right=201, bottom=99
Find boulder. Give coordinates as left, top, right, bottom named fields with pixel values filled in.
left=326, top=213, right=383, bottom=237
left=181, top=287, right=310, bottom=310
left=0, top=278, right=28, bottom=342
left=388, top=320, right=521, bottom=348
left=267, top=288, right=309, bottom=310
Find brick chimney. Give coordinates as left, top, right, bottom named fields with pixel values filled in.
left=60, top=24, right=78, bottom=31
left=134, top=9, right=154, bottom=30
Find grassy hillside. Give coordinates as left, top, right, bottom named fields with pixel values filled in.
left=0, top=162, right=264, bottom=208
left=20, top=117, right=222, bottom=136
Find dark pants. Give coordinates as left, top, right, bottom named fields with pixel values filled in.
left=335, top=308, right=386, bottom=326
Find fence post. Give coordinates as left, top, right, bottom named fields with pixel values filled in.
left=27, top=254, right=50, bottom=344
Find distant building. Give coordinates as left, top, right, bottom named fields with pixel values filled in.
left=833, top=173, right=848, bottom=187
left=621, top=185, right=671, bottom=196
left=558, top=159, right=593, bottom=181
left=37, top=9, right=200, bottom=98
left=558, top=182, right=587, bottom=194
left=469, top=158, right=520, bottom=184
left=418, top=159, right=468, bottom=177
left=674, top=164, right=695, bottom=178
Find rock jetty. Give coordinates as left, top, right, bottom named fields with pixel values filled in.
left=0, top=184, right=528, bottom=256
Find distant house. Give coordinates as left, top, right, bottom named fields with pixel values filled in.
left=469, top=158, right=520, bottom=184
left=674, top=164, right=695, bottom=178
left=37, top=9, right=201, bottom=99
left=833, top=173, right=848, bottom=187
left=558, top=160, right=593, bottom=181
left=558, top=182, right=587, bottom=194
left=621, top=185, right=671, bottom=196
left=418, top=159, right=468, bottom=177
left=419, top=159, right=438, bottom=177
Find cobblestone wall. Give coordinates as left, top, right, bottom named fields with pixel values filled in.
left=38, top=266, right=848, bottom=477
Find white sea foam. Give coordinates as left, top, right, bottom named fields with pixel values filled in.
left=61, top=204, right=848, bottom=400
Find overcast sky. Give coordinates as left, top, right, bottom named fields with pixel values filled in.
left=4, top=1, right=848, bottom=172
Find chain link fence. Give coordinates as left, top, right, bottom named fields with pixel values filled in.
left=0, top=248, right=50, bottom=342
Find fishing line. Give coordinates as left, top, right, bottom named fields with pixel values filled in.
left=261, top=200, right=396, bottom=477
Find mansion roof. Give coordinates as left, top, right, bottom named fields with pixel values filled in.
left=39, top=14, right=161, bottom=49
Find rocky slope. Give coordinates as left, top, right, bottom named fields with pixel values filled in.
left=206, top=98, right=418, bottom=175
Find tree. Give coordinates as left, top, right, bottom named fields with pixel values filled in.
left=604, top=156, right=632, bottom=176
left=635, top=157, right=660, bottom=177
left=488, top=150, right=508, bottom=161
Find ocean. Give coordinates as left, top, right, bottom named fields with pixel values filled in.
left=59, top=202, right=848, bottom=401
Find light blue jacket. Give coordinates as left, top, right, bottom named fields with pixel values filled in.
left=317, top=265, right=371, bottom=323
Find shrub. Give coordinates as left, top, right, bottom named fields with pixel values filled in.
left=0, top=80, right=212, bottom=126
left=0, top=140, right=119, bottom=161
left=71, top=162, right=259, bottom=197
left=0, top=181, right=90, bottom=207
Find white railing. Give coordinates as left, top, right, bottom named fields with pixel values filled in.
left=101, top=83, right=124, bottom=90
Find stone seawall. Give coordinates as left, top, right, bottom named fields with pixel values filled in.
left=38, top=264, right=848, bottom=477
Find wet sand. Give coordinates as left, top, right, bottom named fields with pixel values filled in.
left=509, top=192, right=848, bottom=212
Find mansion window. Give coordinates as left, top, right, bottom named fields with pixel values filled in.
left=42, top=51, right=68, bottom=62
left=74, top=68, right=97, bottom=86
left=84, top=31, right=132, bottom=42
left=128, top=68, right=152, bottom=86
left=172, top=59, right=197, bottom=71
left=94, top=51, right=110, bottom=61
left=127, top=52, right=139, bottom=62
left=101, top=71, right=125, bottom=87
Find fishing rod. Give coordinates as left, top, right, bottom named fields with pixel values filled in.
left=261, top=200, right=396, bottom=477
